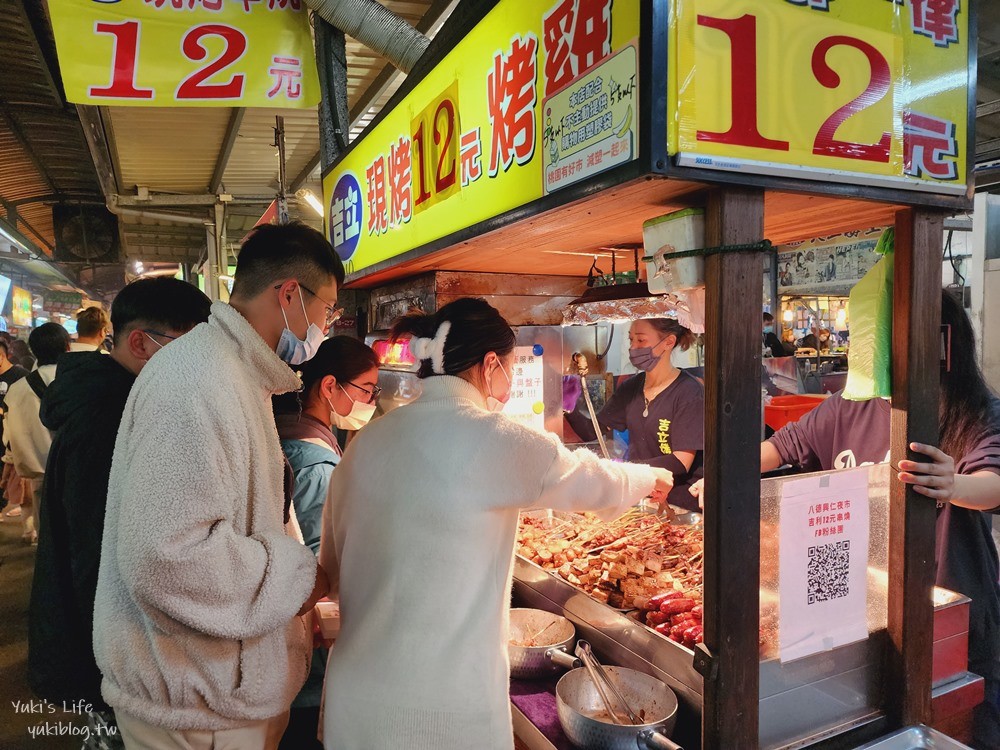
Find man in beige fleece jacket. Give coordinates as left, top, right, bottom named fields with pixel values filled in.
left=94, top=224, right=341, bottom=749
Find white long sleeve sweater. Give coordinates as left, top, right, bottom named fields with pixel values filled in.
left=319, top=375, right=656, bottom=750
left=6, top=364, right=57, bottom=479
left=93, top=302, right=317, bottom=731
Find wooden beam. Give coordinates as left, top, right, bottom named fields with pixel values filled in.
left=701, top=187, right=765, bottom=749
left=210, top=108, right=246, bottom=194
left=886, top=208, right=943, bottom=726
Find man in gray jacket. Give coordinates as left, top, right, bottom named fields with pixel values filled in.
left=94, top=223, right=342, bottom=749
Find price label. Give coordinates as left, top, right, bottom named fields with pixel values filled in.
left=48, top=0, right=319, bottom=108
left=669, top=0, right=969, bottom=196
left=412, top=83, right=462, bottom=214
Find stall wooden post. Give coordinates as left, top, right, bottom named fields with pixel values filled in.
left=701, top=187, right=765, bottom=748
left=886, top=208, right=944, bottom=727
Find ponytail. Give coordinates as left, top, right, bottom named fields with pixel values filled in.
left=391, top=297, right=516, bottom=379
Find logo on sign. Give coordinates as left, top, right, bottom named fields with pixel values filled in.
left=328, top=172, right=363, bottom=262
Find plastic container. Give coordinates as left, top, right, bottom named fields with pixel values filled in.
left=642, top=208, right=704, bottom=295
left=764, top=395, right=824, bottom=431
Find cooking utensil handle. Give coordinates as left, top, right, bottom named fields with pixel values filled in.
left=575, top=641, right=624, bottom=724
left=579, top=373, right=611, bottom=460
left=545, top=648, right=581, bottom=670
left=638, top=729, right=684, bottom=750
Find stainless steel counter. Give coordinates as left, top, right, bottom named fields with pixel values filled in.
left=513, top=556, right=973, bottom=750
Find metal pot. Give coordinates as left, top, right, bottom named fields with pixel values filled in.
left=509, top=608, right=577, bottom=679
left=556, top=665, right=683, bottom=750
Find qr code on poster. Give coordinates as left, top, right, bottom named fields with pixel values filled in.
left=807, top=540, right=850, bottom=604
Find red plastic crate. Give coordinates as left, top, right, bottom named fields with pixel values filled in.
left=764, top=395, right=825, bottom=431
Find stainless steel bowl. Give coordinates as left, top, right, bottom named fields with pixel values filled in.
left=556, top=665, right=682, bottom=750
left=508, top=608, right=576, bottom=679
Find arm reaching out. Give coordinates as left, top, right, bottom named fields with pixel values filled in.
left=899, top=442, right=1000, bottom=512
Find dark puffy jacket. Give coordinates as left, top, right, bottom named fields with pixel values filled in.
left=28, top=352, right=135, bottom=706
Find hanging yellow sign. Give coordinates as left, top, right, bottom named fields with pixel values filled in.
left=669, top=0, right=970, bottom=195
left=322, top=0, right=640, bottom=277
left=48, top=0, right=319, bottom=108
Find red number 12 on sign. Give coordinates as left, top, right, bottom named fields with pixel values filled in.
left=89, top=20, right=248, bottom=101
left=696, top=14, right=892, bottom=164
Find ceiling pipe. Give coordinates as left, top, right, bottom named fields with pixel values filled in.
left=107, top=201, right=209, bottom=227
left=304, top=0, right=429, bottom=73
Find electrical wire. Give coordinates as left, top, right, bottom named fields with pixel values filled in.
left=595, top=323, right=614, bottom=361
left=943, top=229, right=966, bottom=288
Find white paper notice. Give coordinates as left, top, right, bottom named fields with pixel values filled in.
left=504, top=346, right=545, bottom=432
left=778, top=467, right=871, bottom=663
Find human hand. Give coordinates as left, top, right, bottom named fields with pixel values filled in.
left=687, top=478, right=705, bottom=511
left=647, top=469, right=674, bottom=512
left=297, top=563, right=330, bottom=617
left=897, top=442, right=956, bottom=503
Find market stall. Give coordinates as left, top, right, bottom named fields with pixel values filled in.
left=321, top=0, right=979, bottom=747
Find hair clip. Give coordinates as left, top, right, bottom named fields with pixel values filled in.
left=409, top=321, right=451, bottom=375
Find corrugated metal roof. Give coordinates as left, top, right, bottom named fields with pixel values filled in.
left=0, top=0, right=104, bottom=292
left=110, top=107, right=233, bottom=194
left=220, top=107, right=320, bottom=196
left=92, top=0, right=448, bottom=264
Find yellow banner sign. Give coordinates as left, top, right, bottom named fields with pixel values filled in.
left=669, top=0, right=970, bottom=195
left=323, top=0, right=639, bottom=276
left=48, top=0, right=319, bottom=108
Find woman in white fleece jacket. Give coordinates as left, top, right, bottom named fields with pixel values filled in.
left=319, top=298, right=673, bottom=750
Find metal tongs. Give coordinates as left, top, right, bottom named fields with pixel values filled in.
left=575, top=640, right=643, bottom=726
left=572, top=353, right=610, bottom=460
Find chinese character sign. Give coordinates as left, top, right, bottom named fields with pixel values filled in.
left=543, top=43, right=637, bottom=194
left=322, top=0, right=639, bottom=271
left=778, top=468, right=871, bottom=662
left=48, top=0, right=319, bottom=107
left=670, top=0, right=970, bottom=196
left=504, top=346, right=546, bottom=432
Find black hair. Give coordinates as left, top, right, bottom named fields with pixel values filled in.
left=77, top=306, right=109, bottom=338
left=390, top=297, right=516, bottom=379
left=231, top=222, right=345, bottom=299
left=10, top=339, right=33, bottom=369
left=763, top=312, right=774, bottom=324
left=0, top=332, right=10, bottom=356
left=274, top=336, right=379, bottom=414
left=940, top=290, right=997, bottom=460
left=644, top=318, right=696, bottom=351
left=28, top=322, right=70, bottom=366
left=111, top=277, right=212, bottom=345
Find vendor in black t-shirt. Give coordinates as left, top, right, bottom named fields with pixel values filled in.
left=566, top=318, right=704, bottom=511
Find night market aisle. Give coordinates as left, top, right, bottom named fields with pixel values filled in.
left=0, top=520, right=84, bottom=750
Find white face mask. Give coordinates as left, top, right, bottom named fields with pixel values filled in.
left=485, top=361, right=511, bottom=413
left=276, top=287, right=325, bottom=365
left=327, top=385, right=376, bottom=431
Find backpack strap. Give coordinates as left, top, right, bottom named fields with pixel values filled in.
left=25, top=371, right=47, bottom=400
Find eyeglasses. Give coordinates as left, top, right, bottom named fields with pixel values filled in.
left=345, top=381, right=382, bottom=404
left=299, top=283, right=343, bottom=327
left=141, top=329, right=178, bottom=342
